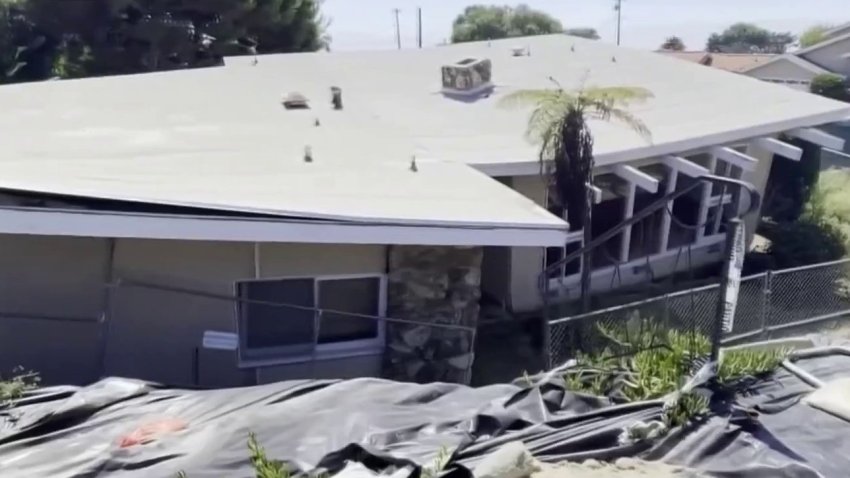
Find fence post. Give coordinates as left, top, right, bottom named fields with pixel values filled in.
left=760, top=270, right=772, bottom=339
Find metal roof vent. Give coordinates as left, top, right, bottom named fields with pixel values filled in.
left=511, top=46, right=528, bottom=57
left=283, top=92, right=309, bottom=109
left=441, top=57, right=493, bottom=97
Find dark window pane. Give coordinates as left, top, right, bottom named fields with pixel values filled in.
left=317, top=278, right=380, bottom=343
left=564, top=242, right=581, bottom=276
left=239, top=279, right=315, bottom=350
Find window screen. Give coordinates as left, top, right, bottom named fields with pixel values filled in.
left=317, top=277, right=380, bottom=343
left=237, top=276, right=382, bottom=362
left=238, top=279, right=314, bottom=351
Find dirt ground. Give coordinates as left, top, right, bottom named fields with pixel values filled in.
left=535, top=458, right=706, bottom=478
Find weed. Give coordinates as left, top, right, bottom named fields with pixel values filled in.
left=421, top=446, right=452, bottom=478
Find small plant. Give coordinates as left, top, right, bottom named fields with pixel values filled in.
left=248, top=433, right=289, bottom=478
left=178, top=433, right=290, bottom=478
left=662, top=392, right=709, bottom=429
left=421, top=446, right=452, bottom=478
left=0, top=368, right=40, bottom=408
left=562, top=320, right=786, bottom=431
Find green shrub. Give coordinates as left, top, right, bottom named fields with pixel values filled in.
left=563, top=321, right=786, bottom=427
left=766, top=219, right=846, bottom=268
left=810, top=74, right=850, bottom=102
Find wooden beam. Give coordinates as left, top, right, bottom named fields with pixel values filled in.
left=620, top=183, right=638, bottom=262
left=752, top=137, right=803, bottom=161
left=614, top=164, right=659, bottom=193
left=788, top=127, right=845, bottom=151
left=696, top=155, right=717, bottom=240
left=662, top=155, right=710, bottom=178
left=658, top=169, right=679, bottom=253
left=589, top=185, right=603, bottom=204
left=710, top=146, right=758, bottom=172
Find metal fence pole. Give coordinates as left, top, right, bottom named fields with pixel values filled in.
left=761, top=270, right=772, bottom=340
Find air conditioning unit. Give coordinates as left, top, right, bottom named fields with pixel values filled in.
left=441, top=57, right=493, bottom=96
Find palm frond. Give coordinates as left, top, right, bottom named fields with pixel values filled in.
left=498, top=89, right=572, bottom=110
left=582, top=86, right=654, bottom=104
left=586, top=107, right=653, bottom=142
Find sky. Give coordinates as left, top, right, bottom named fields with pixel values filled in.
left=322, top=0, right=848, bottom=52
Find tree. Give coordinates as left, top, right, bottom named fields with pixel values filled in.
left=660, top=36, right=686, bottom=51
left=564, top=27, right=599, bottom=40
left=451, top=4, right=562, bottom=43
left=0, top=0, right=328, bottom=82
left=810, top=73, right=850, bottom=102
left=499, top=82, right=652, bottom=309
left=706, top=23, right=795, bottom=53
left=799, top=24, right=835, bottom=48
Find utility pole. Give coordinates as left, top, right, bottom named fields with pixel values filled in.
left=417, top=7, right=423, bottom=49
left=393, top=8, right=402, bottom=50
left=614, top=0, right=622, bottom=45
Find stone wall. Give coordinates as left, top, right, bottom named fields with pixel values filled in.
left=383, top=246, right=483, bottom=384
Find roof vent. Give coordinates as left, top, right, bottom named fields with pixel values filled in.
left=441, top=57, right=493, bottom=96
left=331, top=86, right=343, bottom=110
left=511, top=46, right=528, bottom=57
left=283, top=92, right=309, bottom=109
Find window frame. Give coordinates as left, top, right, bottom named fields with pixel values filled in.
left=233, top=273, right=387, bottom=367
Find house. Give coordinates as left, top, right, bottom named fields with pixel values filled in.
left=657, top=51, right=777, bottom=73
left=741, top=25, right=850, bottom=162
left=742, top=25, right=850, bottom=90
left=0, top=35, right=848, bottom=388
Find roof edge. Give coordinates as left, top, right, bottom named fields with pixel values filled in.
left=0, top=206, right=568, bottom=247
left=474, top=105, right=850, bottom=175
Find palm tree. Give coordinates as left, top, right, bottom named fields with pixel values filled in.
left=500, top=80, right=652, bottom=310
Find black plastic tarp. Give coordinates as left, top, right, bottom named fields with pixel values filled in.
left=1, top=352, right=850, bottom=477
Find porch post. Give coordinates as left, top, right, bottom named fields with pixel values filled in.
left=658, top=168, right=679, bottom=253
left=619, top=183, right=637, bottom=262
left=696, top=155, right=717, bottom=240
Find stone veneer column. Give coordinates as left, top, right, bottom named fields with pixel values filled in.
left=383, top=245, right=483, bottom=384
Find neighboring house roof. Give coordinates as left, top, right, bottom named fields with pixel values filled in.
left=795, top=30, right=850, bottom=57
left=741, top=53, right=834, bottom=76
left=0, top=34, right=848, bottom=245
left=823, top=23, right=850, bottom=40
left=658, top=51, right=777, bottom=73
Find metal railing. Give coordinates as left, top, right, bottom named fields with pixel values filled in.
left=548, top=258, right=850, bottom=366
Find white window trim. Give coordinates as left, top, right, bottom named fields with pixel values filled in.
left=234, top=273, right=387, bottom=368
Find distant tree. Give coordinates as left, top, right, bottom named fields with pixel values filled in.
left=451, top=4, right=563, bottom=43
left=660, top=36, right=686, bottom=51
left=799, top=24, right=835, bottom=48
left=810, top=73, right=850, bottom=102
left=564, top=27, right=599, bottom=40
left=706, top=23, right=795, bottom=53
left=0, top=0, right=328, bottom=83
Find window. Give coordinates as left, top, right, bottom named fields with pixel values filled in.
left=235, top=275, right=385, bottom=365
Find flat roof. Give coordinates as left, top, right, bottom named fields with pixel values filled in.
left=0, top=34, right=848, bottom=244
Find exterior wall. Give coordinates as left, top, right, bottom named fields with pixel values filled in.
left=0, top=234, right=388, bottom=387
left=509, top=175, right=548, bottom=312
left=106, top=240, right=388, bottom=387
left=801, top=38, right=850, bottom=77
left=0, top=234, right=109, bottom=385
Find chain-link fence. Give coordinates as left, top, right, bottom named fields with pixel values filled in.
left=548, top=258, right=850, bottom=366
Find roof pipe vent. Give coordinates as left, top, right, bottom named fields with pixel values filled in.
left=331, top=86, right=343, bottom=110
